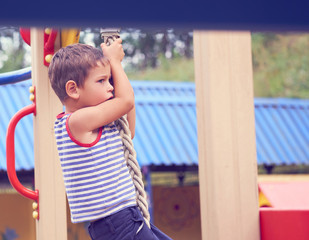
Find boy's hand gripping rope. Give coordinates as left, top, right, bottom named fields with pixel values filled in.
left=100, top=28, right=151, bottom=228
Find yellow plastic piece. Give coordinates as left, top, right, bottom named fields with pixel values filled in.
left=45, top=54, right=53, bottom=63
left=30, top=94, right=35, bottom=102
left=259, top=190, right=272, bottom=207
left=61, top=29, right=80, bottom=47
left=45, top=28, right=52, bottom=35
left=32, top=202, right=38, bottom=210
left=29, top=86, right=35, bottom=93
left=33, top=211, right=39, bottom=219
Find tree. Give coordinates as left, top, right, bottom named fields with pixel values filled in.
left=0, top=26, right=30, bottom=73
left=0, top=27, right=308, bottom=99
left=79, top=28, right=193, bottom=72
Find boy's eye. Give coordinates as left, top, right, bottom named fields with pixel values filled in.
left=98, top=79, right=104, bottom=83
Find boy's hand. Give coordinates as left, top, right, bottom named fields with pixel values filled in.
left=101, top=38, right=124, bottom=62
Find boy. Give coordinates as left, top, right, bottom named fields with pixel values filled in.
left=48, top=39, right=172, bottom=240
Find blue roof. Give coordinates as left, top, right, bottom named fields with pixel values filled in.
left=0, top=80, right=34, bottom=170
left=133, top=81, right=198, bottom=167
left=0, top=78, right=309, bottom=171
left=254, top=98, right=309, bottom=165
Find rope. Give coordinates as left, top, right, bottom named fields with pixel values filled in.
left=115, top=116, right=151, bottom=229
left=101, top=31, right=151, bottom=228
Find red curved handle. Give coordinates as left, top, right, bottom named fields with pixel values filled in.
left=6, top=103, right=39, bottom=201
left=44, top=29, right=58, bottom=51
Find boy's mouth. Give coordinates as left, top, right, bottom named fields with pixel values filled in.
left=107, top=95, right=114, bottom=101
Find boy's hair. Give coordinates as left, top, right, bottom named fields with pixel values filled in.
left=48, top=43, right=109, bottom=103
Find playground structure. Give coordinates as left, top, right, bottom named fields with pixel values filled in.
left=0, top=29, right=259, bottom=239
left=2, top=28, right=308, bottom=240
left=193, top=31, right=260, bottom=239
left=5, top=29, right=66, bottom=239
left=1, top=27, right=308, bottom=239
left=1, top=28, right=260, bottom=240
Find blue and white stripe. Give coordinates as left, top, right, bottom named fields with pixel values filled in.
left=54, top=114, right=136, bottom=223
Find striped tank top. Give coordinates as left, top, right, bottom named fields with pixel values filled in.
left=54, top=113, right=137, bottom=223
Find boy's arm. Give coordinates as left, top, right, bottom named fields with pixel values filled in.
left=69, top=39, right=134, bottom=139
left=127, top=104, right=136, bottom=139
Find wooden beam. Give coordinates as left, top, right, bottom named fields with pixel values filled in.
left=193, top=31, right=260, bottom=240
left=31, top=28, right=67, bottom=240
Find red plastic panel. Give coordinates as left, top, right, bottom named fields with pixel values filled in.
left=260, top=208, right=309, bottom=240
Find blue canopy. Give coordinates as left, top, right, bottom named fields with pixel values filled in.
left=0, top=77, right=308, bottom=171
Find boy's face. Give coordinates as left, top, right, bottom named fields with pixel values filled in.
left=78, top=62, right=113, bottom=107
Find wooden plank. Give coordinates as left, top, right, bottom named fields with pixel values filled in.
left=31, top=28, right=67, bottom=240
left=193, top=31, right=260, bottom=240
left=259, top=174, right=309, bottom=182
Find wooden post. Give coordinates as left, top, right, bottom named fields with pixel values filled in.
left=31, top=28, right=67, bottom=240
left=193, top=31, right=260, bottom=240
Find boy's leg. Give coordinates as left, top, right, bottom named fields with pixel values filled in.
left=88, top=206, right=157, bottom=240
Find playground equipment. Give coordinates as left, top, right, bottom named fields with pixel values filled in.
left=0, top=67, right=31, bottom=85
left=3, top=29, right=261, bottom=240
left=194, top=31, right=260, bottom=240
left=6, top=85, right=39, bottom=218
left=5, top=30, right=80, bottom=222
left=259, top=181, right=309, bottom=240
left=4, top=27, right=153, bottom=239
left=4, top=28, right=70, bottom=239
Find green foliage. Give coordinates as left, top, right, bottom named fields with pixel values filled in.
left=79, top=28, right=193, bottom=72
left=0, top=28, right=308, bottom=99
left=0, top=27, right=30, bottom=73
left=128, top=32, right=309, bottom=99
left=252, top=32, right=309, bottom=98
left=0, top=48, right=26, bottom=73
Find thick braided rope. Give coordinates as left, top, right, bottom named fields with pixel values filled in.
left=102, top=34, right=151, bottom=227
left=115, top=116, right=151, bottom=228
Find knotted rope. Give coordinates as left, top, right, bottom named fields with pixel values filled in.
left=115, top=116, right=151, bottom=228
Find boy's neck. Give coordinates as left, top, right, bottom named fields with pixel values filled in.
left=65, top=106, right=77, bottom=114
left=64, top=99, right=80, bottom=114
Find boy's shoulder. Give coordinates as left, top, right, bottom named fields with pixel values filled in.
left=54, top=112, right=70, bottom=126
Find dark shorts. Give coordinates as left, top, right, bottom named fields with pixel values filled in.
left=88, top=206, right=173, bottom=240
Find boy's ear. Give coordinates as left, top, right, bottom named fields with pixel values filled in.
left=66, top=80, right=79, bottom=100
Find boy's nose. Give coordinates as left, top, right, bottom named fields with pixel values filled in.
left=108, top=83, right=114, bottom=92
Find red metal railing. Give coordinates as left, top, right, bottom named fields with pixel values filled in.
left=6, top=97, right=39, bottom=218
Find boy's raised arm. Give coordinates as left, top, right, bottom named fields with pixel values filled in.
left=127, top=105, right=136, bottom=139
